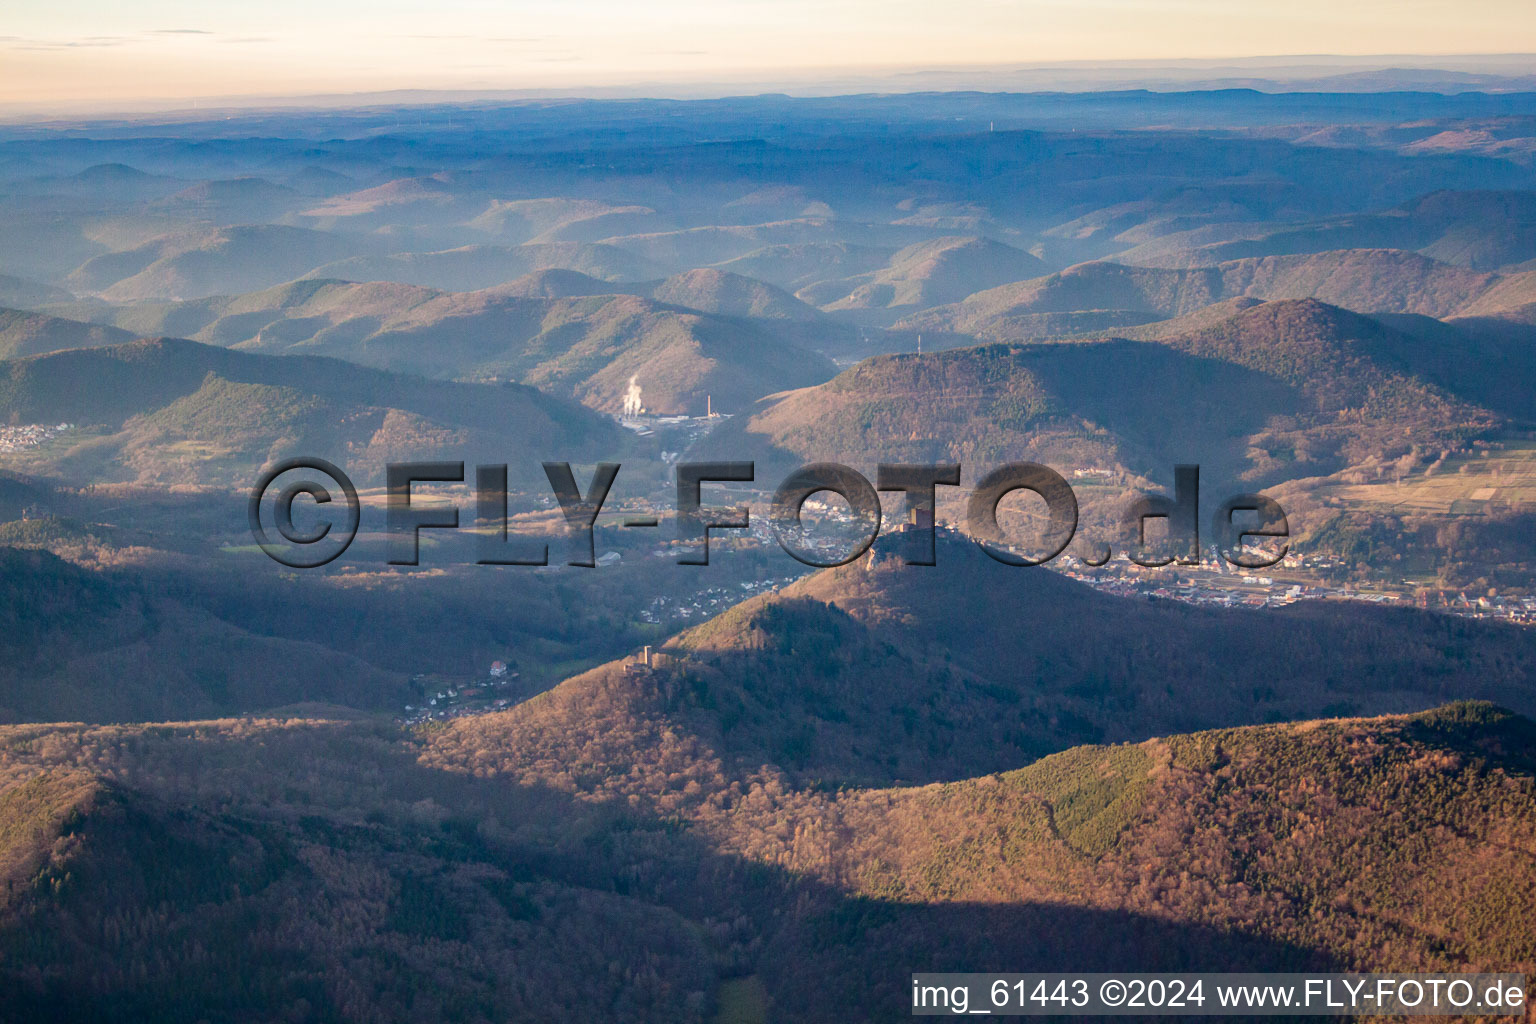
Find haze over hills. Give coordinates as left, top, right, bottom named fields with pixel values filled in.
left=4, top=163, right=188, bottom=203
left=0, top=308, right=134, bottom=360
left=800, top=236, right=1051, bottom=322
left=2, top=98, right=1530, bottom=294
left=593, top=218, right=934, bottom=274
left=296, top=175, right=490, bottom=234
left=649, top=268, right=824, bottom=321
left=710, top=240, right=897, bottom=292
left=383, top=265, right=824, bottom=322
left=303, top=241, right=670, bottom=289
left=1118, top=190, right=1536, bottom=270
left=0, top=275, right=73, bottom=310
left=67, top=224, right=371, bottom=302
left=465, top=196, right=671, bottom=244
left=151, top=176, right=305, bottom=224
left=899, top=248, right=1536, bottom=344
left=0, top=336, right=624, bottom=485
left=54, top=275, right=840, bottom=414
left=1, top=93, right=1531, bottom=640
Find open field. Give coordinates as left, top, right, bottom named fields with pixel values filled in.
left=1303, top=439, right=1536, bottom=517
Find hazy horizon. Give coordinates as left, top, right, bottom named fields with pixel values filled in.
left=2, top=53, right=1535, bottom=121
left=3, top=0, right=1535, bottom=113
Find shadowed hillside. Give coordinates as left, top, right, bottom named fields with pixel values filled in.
left=1131, top=189, right=1536, bottom=270
left=0, top=309, right=134, bottom=360
left=63, top=278, right=839, bottom=414
left=0, top=337, right=624, bottom=484
left=443, top=533, right=1536, bottom=790
left=702, top=299, right=1495, bottom=487
left=0, top=547, right=410, bottom=721
left=68, top=225, right=369, bottom=301
left=0, top=699, right=1531, bottom=1021
left=0, top=276, right=73, bottom=310
left=804, top=236, right=1050, bottom=321
left=0, top=764, right=717, bottom=1024
left=900, top=248, right=1524, bottom=344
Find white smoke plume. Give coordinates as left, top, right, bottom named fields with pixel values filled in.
left=622, top=375, right=644, bottom=417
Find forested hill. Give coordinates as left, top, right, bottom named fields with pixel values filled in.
left=434, top=532, right=1536, bottom=789
left=3, top=701, right=1529, bottom=1022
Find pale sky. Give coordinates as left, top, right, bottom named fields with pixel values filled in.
left=3, top=0, right=1535, bottom=108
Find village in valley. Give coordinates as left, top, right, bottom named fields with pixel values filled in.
left=1058, top=553, right=1536, bottom=624
left=0, top=423, right=73, bottom=453
left=400, top=659, right=530, bottom=724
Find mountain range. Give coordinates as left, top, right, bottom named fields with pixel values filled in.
left=3, top=89, right=1536, bottom=1022
left=899, top=248, right=1536, bottom=344
left=53, top=273, right=839, bottom=414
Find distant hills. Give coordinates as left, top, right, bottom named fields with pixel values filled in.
left=464, top=196, right=670, bottom=243
left=67, top=225, right=367, bottom=302
left=62, top=275, right=840, bottom=415
left=594, top=218, right=928, bottom=274
left=303, top=241, right=669, bottom=289
left=900, top=248, right=1536, bottom=344
left=4, top=163, right=187, bottom=203
left=0, top=337, right=624, bottom=485
left=1120, top=190, right=1536, bottom=270
left=0, top=309, right=133, bottom=360
left=0, top=275, right=73, bottom=310
left=649, top=268, right=822, bottom=321
left=297, top=175, right=485, bottom=231
left=0, top=136, right=1528, bottom=597
left=800, top=236, right=1050, bottom=321
left=712, top=241, right=896, bottom=292
left=151, top=176, right=303, bottom=223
